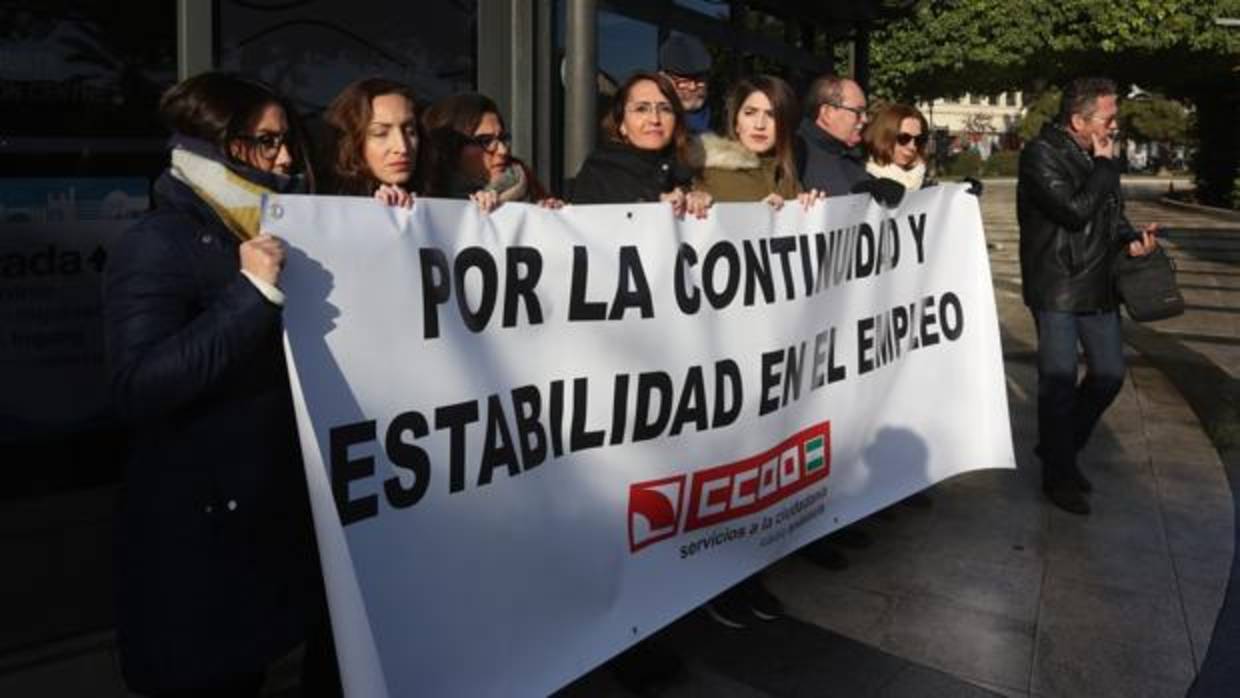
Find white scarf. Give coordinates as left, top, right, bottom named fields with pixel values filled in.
left=865, top=159, right=926, bottom=192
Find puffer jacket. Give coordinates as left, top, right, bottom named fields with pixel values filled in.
left=691, top=133, right=800, bottom=202
left=1017, top=123, right=1137, bottom=311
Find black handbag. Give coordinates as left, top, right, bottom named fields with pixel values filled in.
left=1114, top=246, right=1185, bottom=321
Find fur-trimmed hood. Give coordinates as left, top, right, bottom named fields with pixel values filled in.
left=686, top=133, right=762, bottom=171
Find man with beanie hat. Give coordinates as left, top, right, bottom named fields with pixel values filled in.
left=659, top=32, right=713, bottom=134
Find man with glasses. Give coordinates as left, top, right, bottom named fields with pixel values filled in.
left=796, top=75, right=872, bottom=196
left=658, top=32, right=713, bottom=134
left=1018, top=77, right=1159, bottom=515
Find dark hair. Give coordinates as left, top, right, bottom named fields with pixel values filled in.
left=804, top=74, right=848, bottom=119
left=419, top=92, right=502, bottom=196
left=723, top=75, right=800, bottom=187
left=863, top=103, right=929, bottom=166
left=322, top=77, right=419, bottom=195
left=601, top=72, right=689, bottom=159
left=1057, top=77, right=1118, bottom=125
left=159, top=71, right=313, bottom=186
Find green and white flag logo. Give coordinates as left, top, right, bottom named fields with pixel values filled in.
left=805, top=435, right=826, bottom=473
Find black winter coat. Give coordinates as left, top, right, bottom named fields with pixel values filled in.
left=1017, top=124, right=1137, bottom=311
left=569, top=140, right=693, bottom=204
left=795, top=119, right=871, bottom=197
left=103, top=172, right=321, bottom=692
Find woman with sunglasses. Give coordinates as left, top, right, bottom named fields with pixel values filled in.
left=420, top=92, right=556, bottom=210
left=103, top=72, right=338, bottom=697
left=570, top=71, right=711, bottom=218
left=322, top=77, right=420, bottom=207
left=863, top=103, right=932, bottom=191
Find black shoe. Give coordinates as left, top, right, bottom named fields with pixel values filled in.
left=801, top=540, right=849, bottom=570
left=901, top=491, right=933, bottom=509
left=612, top=642, right=683, bottom=691
left=744, top=579, right=785, bottom=621
left=1070, top=467, right=1093, bottom=493
left=830, top=527, right=873, bottom=549
left=703, top=590, right=748, bottom=630
left=1044, top=485, right=1091, bottom=515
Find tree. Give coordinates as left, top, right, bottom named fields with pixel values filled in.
left=868, top=0, right=1240, bottom=205
left=1015, top=89, right=1062, bottom=141
left=1120, top=97, right=1190, bottom=146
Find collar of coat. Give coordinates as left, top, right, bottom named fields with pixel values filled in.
left=1039, top=123, right=1095, bottom=167
left=685, top=133, right=763, bottom=171
left=798, top=119, right=865, bottom=161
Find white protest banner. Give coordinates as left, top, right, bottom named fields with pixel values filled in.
left=265, top=184, right=1014, bottom=697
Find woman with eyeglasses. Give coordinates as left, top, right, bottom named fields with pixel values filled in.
left=863, top=103, right=932, bottom=191
left=103, top=72, right=338, bottom=697
left=322, top=77, right=420, bottom=207
left=420, top=92, right=554, bottom=211
left=569, top=71, right=711, bottom=218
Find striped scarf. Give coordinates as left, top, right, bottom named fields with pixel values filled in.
left=167, top=137, right=302, bottom=242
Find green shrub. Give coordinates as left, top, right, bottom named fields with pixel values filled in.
left=941, top=150, right=983, bottom=179
left=982, top=150, right=1020, bottom=177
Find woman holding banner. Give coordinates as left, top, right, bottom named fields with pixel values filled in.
left=420, top=92, right=560, bottom=208
left=321, top=77, right=421, bottom=207
left=863, top=103, right=932, bottom=191
left=689, top=74, right=822, bottom=629
left=103, top=72, right=336, bottom=697
left=692, top=75, right=815, bottom=207
left=569, top=71, right=711, bottom=217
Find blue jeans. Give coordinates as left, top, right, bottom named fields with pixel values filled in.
left=1033, top=310, right=1126, bottom=487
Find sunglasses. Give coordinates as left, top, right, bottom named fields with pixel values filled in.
left=896, top=132, right=929, bottom=147
left=470, top=131, right=512, bottom=152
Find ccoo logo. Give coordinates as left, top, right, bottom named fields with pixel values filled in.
left=627, top=421, right=831, bottom=553
left=627, top=476, right=686, bottom=552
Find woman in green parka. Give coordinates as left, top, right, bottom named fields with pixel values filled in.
left=693, top=74, right=822, bottom=207
left=690, top=75, right=822, bottom=632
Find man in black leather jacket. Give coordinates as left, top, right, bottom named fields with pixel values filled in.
left=1017, top=77, right=1158, bottom=515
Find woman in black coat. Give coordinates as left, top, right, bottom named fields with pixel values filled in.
left=103, top=72, right=333, bottom=697
left=570, top=71, right=711, bottom=217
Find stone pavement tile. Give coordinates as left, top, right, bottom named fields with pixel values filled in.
left=876, top=664, right=1009, bottom=697
left=764, top=557, right=897, bottom=647
left=1045, top=492, right=1168, bottom=555
left=879, top=594, right=1034, bottom=692
left=666, top=613, right=903, bottom=698
left=899, top=549, right=1044, bottom=624
left=1044, top=534, right=1177, bottom=595
left=809, top=540, right=924, bottom=598
left=922, top=508, right=1048, bottom=566
left=1037, top=575, right=1191, bottom=657
left=1155, top=467, right=1232, bottom=507
left=1181, top=584, right=1225, bottom=672
left=1162, top=499, right=1234, bottom=561
left=1173, top=552, right=1232, bottom=598
left=1031, top=621, right=1193, bottom=698
left=659, top=660, right=775, bottom=698
left=1149, top=445, right=1228, bottom=477
left=1079, top=469, right=1162, bottom=510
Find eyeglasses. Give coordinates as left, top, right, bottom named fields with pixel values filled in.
left=239, top=131, right=290, bottom=159
left=826, top=101, right=867, bottom=118
left=626, top=102, right=676, bottom=117
left=896, top=132, right=929, bottom=147
left=470, top=131, right=512, bottom=152
left=665, top=72, right=708, bottom=88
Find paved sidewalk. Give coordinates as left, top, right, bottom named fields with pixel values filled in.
left=560, top=180, right=1238, bottom=697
